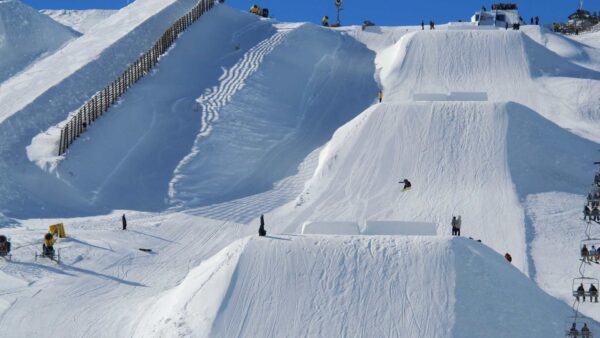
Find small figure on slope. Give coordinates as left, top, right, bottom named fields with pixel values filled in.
left=451, top=216, right=461, bottom=236
left=504, top=253, right=512, bottom=263
left=322, top=16, right=329, bottom=27
left=122, top=214, right=127, bottom=231
left=258, top=214, right=267, bottom=237
left=399, top=179, right=411, bottom=192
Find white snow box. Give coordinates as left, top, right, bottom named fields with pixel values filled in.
left=413, top=92, right=488, bottom=102
left=363, top=221, right=437, bottom=236
left=301, top=221, right=360, bottom=235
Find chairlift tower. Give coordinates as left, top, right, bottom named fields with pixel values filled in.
left=335, top=0, right=343, bottom=26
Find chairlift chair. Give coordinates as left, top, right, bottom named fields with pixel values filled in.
left=573, top=277, right=600, bottom=303
left=565, top=316, right=594, bottom=337
left=581, top=239, right=600, bottom=262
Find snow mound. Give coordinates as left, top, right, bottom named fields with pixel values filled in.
left=138, top=235, right=575, bottom=337
left=0, top=0, right=79, bottom=83
left=40, top=9, right=116, bottom=34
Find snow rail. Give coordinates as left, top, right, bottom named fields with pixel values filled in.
left=57, top=0, right=217, bottom=156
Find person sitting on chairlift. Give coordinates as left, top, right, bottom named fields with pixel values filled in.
left=577, top=283, right=586, bottom=302
left=570, top=322, right=580, bottom=337
left=582, top=244, right=590, bottom=261
left=591, top=245, right=598, bottom=263
left=582, top=323, right=591, bottom=337
left=584, top=205, right=592, bottom=221
left=592, top=206, right=600, bottom=221
left=590, top=284, right=598, bottom=303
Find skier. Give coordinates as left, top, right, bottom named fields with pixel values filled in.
left=421, top=20, right=424, bottom=30
left=429, top=20, right=435, bottom=30
left=535, top=16, right=539, bottom=25
left=590, top=284, right=599, bottom=303
left=378, top=90, right=383, bottom=103
left=42, top=233, right=56, bottom=257
left=577, top=283, right=586, bottom=302
left=582, top=244, right=590, bottom=261
left=584, top=205, right=592, bottom=221
left=0, top=235, right=10, bottom=257
left=258, top=214, right=267, bottom=237
left=122, top=214, right=127, bottom=230
left=322, top=16, right=329, bottom=27
left=582, top=323, right=591, bottom=337
left=504, top=253, right=512, bottom=263
left=451, top=216, right=458, bottom=236
left=399, top=179, right=412, bottom=191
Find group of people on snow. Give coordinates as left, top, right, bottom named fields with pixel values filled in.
left=529, top=16, right=540, bottom=25
left=420, top=21, right=435, bottom=30
left=576, top=282, right=599, bottom=302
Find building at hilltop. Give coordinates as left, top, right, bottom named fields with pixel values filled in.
left=471, top=3, right=525, bottom=27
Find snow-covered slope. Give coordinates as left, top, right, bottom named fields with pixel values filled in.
left=0, top=0, right=211, bottom=218
left=137, top=235, right=577, bottom=337
left=40, top=9, right=116, bottom=34
left=0, top=0, right=79, bottom=83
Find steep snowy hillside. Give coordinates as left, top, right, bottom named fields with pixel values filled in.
left=40, top=9, right=116, bottom=34
left=0, top=0, right=210, bottom=218
left=137, top=235, right=578, bottom=337
left=0, top=0, right=79, bottom=83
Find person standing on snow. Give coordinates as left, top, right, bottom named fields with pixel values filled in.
left=258, top=214, right=267, bottom=237
left=456, top=216, right=462, bottom=236
left=451, top=216, right=458, bottom=236
left=378, top=90, right=383, bottom=103
left=322, top=16, right=329, bottom=27
left=429, top=20, right=435, bottom=30
left=535, top=16, right=539, bottom=25
left=421, top=21, right=424, bottom=30
left=122, top=214, right=127, bottom=230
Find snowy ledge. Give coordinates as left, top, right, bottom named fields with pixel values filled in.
left=27, top=124, right=65, bottom=173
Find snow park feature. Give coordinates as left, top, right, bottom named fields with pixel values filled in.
left=0, top=0, right=600, bottom=336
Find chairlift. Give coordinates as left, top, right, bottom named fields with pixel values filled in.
left=573, top=277, right=600, bottom=303
left=580, top=239, right=600, bottom=262
left=565, top=316, right=594, bottom=337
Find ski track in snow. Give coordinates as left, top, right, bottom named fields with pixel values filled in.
left=184, top=147, right=320, bottom=224
left=169, top=26, right=295, bottom=200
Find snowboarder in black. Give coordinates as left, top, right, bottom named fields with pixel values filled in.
left=122, top=214, right=127, bottom=230
left=429, top=21, right=435, bottom=30
left=399, top=179, right=412, bottom=191
left=258, top=214, right=267, bottom=237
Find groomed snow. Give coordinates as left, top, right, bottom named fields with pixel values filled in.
left=40, top=9, right=116, bottom=34
left=138, top=235, right=578, bottom=337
